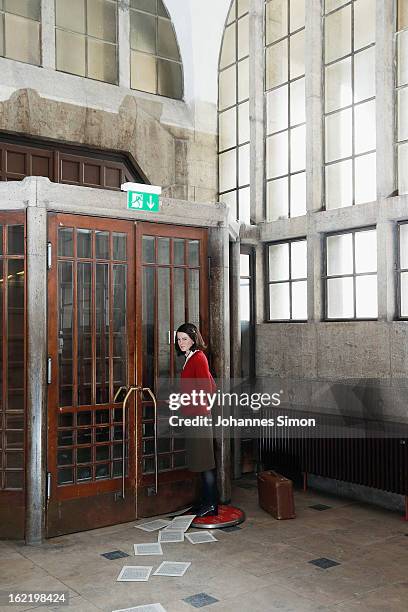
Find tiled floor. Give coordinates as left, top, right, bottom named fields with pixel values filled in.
left=1, top=480, right=408, bottom=611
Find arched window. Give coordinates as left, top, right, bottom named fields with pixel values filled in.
left=218, top=0, right=250, bottom=224
left=0, top=0, right=41, bottom=66
left=397, top=0, right=408, bottom=194
left=323, top=0, right=376, bottom=209
left=130, top=0, right=183, bottom=99
left=55, top=0, right=118, bottom=84
left=265, top=0, right=306, bottom=221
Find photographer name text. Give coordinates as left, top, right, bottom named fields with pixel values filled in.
left=168, top=415, right=316, bottom=428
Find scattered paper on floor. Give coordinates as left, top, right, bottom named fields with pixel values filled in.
left=134, top=519, right=170, bottom=532
left=153, top=561, right=191, bottom=577
left=134, top=542, right=163, bottom=555
left=112, top=604, right=167, bottom=612
left=116, top=565, right=153, bottom=582
left=164, top=515, right=195, bottom=532
left=158, top=529, right=184, bottom=543
left=185, top=530, right=218, bottom=544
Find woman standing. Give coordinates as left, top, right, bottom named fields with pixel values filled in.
left=175, top=323, right=218, bottom=517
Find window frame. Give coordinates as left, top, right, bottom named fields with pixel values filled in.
left=323, top=225, right=378, bottom=321
left=129, top=0, right=184, bottom=100
left=54, top=0, right=119, bottom=85
left=396, top=220, right=408, bottom=319
left=218, top=0, right=251, bottom=223
left=265, top=236, right=308, bottom=323
left=263, top=0, right=307, bottom=222
left=395, top=1, right=408, bottom=195
left=323, top=0, right=377, bottom=210
left=0, top=0, right=42, bottom=67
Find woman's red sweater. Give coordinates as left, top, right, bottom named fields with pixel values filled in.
left=180, top=350, right=216, bottom=416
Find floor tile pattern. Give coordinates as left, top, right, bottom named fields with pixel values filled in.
left=1, top=483, right=407, bottom=611
left=183, top=593, right=220, bottom=608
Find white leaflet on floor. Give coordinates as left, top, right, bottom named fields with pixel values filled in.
left=158, top=529, right=184, bottom=543
left=134, top=519, right=170, bottom=532
left=185, top=530, right=218, bottom=544
left=116, top=566, right=153, bottom=582
left=153, top=561, right=191, bottom=577
left=167, top=506, right=193, bottom=517
left=112, top=604, right=167, bottom=612
left=164, top=515, right=196, bottom=532
left=134, top=542, right=163, bottom=555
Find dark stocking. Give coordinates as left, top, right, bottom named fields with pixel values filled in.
left=200, top=469, right=218, bottom=506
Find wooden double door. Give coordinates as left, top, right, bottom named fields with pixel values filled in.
left=47, top=214, right=208, bottom=536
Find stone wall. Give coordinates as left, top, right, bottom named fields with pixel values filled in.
left=256, top=321, right=408, bottom=424
left=0, top=88, right=217, bottom=204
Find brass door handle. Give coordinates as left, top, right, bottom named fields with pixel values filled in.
left=114, top=385, right=158, bottom=499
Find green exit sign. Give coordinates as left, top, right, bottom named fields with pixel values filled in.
left=121, top=182, right=161, bottom=213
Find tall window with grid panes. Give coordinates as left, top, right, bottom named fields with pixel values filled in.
left=397, top=0, right=408, bottom=194
left=55, top=0, right=118, bottom=84
left=324, top=0, right=376, bottom=209
left=129, top=0, right=183, bottom=99
left=218, top=0, right=250, bottom=224
left=265, top=0, right=306, bottom=221
left=55, top=0, right=183, bottom=98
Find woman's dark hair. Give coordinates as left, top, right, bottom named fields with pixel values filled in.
left=175, top=323, right=207, bottom=356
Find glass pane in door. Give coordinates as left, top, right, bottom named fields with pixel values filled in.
left=96, top=263, right=109, bottom=404
left=188, top=269, right=200, bottom=326
left=0, top=217, right=26, bottom=537
left=77, top=262, right=92, bottom=406
left=58, top=261, right=73, bottom=407
left=157, top=267, right=170, bottom=377
left=55, top=223, right=131, bottom=489
left=113, top=264, right=127, bottom=395
left=142, top=267, right=155, bottom=389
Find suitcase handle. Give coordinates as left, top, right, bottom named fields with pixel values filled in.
left=258, top=471, right=287, bottom=482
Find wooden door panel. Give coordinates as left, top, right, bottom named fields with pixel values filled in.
left=135, top=222, right=208, bottom=517
left=47, top=214, right=136, bottom=536
left=0, top=212, right=27, bottom=539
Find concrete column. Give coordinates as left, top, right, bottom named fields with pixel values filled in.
left=209, top=225, right=231, bottom=503
left=376, top=219, right=396, bottom=321
left=305, top=1, right=323, bottom=322
left=376, top=0, right=396, bottom=198
left=118, top=1, right=131, bottom=89
left=25, top=186, right=48, bottom=545
left=249, top=0, right=265, bottom=224
left=41, top=0, right=56, bottom=70
left=308, top=229, right=323, bottom=321
left=305, top=0, right=323, bottom=212
left=229, top=239, right=242, bottom=478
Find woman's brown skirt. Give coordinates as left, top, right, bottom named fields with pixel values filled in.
left=185, top=424, right=215, bottom=472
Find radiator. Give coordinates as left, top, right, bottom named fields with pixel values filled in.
left=259, top=408, right=408, bottom=496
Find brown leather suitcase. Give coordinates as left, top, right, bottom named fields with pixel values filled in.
left=257, top=471, right=296, bottom=519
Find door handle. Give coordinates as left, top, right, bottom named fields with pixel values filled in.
left=119, top=386, right=138, bottom=500
left=114, top=385, right=159, bottom=499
